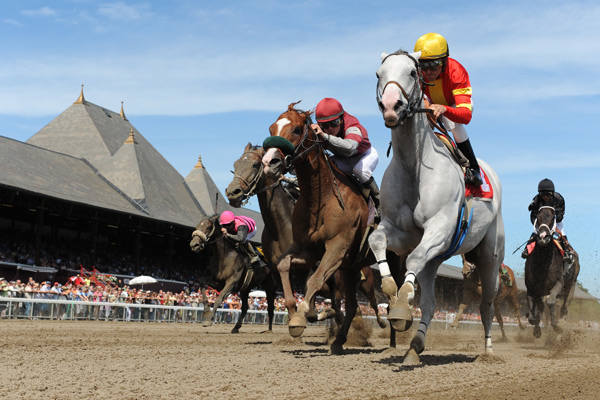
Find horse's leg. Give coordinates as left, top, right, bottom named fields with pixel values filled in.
left=292, top=245, right=344, bottom=338
left=204, top=277, right=239, bottom=327
left=547, top=279, right=564, bottom=333
left=330, top=269, right=359, bottom=355
left=232, top=290, right=249, bottom=334
left=493, top=298, right=507, bottom=340
left=403, top=262, right=439, bottom=364
left=368, top=227, right=414, bottom=330
left=507, top=287, right=526, bottom=330
left=450, top=286, right=473, bottom=328
left=528, top=293, right=543, bottom=338
left=477, top=254, right=500, bottom=355
left=359, top=267, right=386, bottom=329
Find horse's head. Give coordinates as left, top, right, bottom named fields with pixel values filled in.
left=190, top=214, right=219, bottom=253
left=462, top=257, right=478, bottom=280
left=534, top=206, right=556, bottom=246
left=225, top=143, right=265, bottom=208
left=262, top=101, right=314, bottom=179
left=376, top=50, right=423, bottom=128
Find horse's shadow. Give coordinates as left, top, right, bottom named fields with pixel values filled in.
left=281, top=346, right=389, bottom=359
left=376, top=353, right=477, bottom=371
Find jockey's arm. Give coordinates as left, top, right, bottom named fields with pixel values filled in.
left=225, top=224, right=249, bottom=243
left=321, top=134, right=359, bottom=157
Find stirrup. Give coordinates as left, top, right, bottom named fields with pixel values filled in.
left=521, top=248, right=528, bottom=259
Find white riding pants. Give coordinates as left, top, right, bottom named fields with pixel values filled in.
left=331, top=146, right=379, bottom=184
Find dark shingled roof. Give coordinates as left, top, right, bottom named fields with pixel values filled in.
left=2, top=89, right=263, bottom=235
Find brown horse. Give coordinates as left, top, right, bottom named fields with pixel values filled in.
left=450, top=256, right=526, bottom=339
left=262, top=102, right=403, bottom=354
left=225, top=143, right=389, bottom=331
left=525, top=206, right=580, bottom=338
left=190, top=214, right=278, bottom=333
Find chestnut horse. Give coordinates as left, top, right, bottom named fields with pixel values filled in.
left=451, top=257, right=526, bottom=339
left=525, top=206, right=580, bottom=338
left=262, top=103, right=403, bottom=354
left=226, top=143, right=391, bottom=332
left=190, top=214, right=279, bottom=333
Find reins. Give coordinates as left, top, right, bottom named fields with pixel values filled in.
left=286, top=113, right=346, bottom=210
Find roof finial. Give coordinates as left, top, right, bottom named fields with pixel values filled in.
left=124, top=129, right=137, bottom=144
left=194, top=155, right=204, bottom=169
left=73, top=84, right=87, bottom=105
left=120, top=101, right=128, bottom=121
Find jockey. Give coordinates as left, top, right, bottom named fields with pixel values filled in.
left=521, top=179, right=574, bottom=268
left=219, top=210, right=261, bottom=271
left=311, top=97, right=381, bottom=221
left=414, top=32, right=483, bottom=187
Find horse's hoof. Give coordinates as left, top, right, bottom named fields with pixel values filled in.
left=329, top=342, right=344, bottom=356
left=289, top=325, right=305, bottom=338
left=387, top=303, right=413, bottom=332
left=533, top=326, right=541, bottom=338
left=377, top=319, right=387, bottom=329
left=202, top=322, right=212, bottom=328
left=381, top=276, right=398, bottom=299
left=231, top=328, right=240, bottom=334
left=317, top=309, right=336, bottom=321
left=403, top=348, right=421, bottom=365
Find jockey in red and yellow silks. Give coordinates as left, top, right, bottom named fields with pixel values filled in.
left=415, top=32, right=482, bottom=187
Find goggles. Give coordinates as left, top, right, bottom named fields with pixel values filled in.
left=318, top=117, right=342, bottom=130
left=540, top=191, right=554, bottom=197
left=419, top=59, right=443, bottom=71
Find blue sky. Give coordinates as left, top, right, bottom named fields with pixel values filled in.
left=1, top=1, right=599, bottom=298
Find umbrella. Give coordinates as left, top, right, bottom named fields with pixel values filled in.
left=249, top=290, right=266, bottom=298
left=128, top=275, right=158, bottom=290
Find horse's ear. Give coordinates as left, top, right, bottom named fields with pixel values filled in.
left=409, top=51, right=421, bottom=60
left=245, top=142, right=252, bottom=151
left=380, top=52, right=388, bottom=61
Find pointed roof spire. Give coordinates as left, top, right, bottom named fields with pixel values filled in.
left=194, top=155, right=204, bottom=169
left=120, top=101, right=128, bottom=121
left=124, top=129, right=137, bottom=144
left=73, top=84, right=87, bottom=105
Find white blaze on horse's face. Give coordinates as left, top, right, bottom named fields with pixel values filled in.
left=274, top=118, right=291, bottom=136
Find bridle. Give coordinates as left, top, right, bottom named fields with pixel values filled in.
left=191, top=216, right=218, bottom=248
left=535, top=206, right=557, bottom=237
left=271, top=111, right=346, bottom=209
left=229, top=151, right=265, bottom=205
left=376, top=51, right=429, bottom=124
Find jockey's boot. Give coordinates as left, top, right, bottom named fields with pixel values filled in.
left=244, top=242, right=262, bottom=270
left=561, top=235, right=575, bottom=265
left=521, top=233, right=535, bottom=259
left=457, top=139, right=483, bottom=187
left=363, top=176, right=381, bottom=224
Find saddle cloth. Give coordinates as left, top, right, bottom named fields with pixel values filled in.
left=465, top=166, right=493, bottom=200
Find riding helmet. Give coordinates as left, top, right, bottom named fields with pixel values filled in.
left=219, top=210, right=235, bottom=225
left=538, top=178, right=555, bottom=193
left=315, top=98, right=344, bottom=122
left=414, top=33, right=449, bottom=60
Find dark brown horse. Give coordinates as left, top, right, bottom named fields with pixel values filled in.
left=525, top=206, right=580, bottom=338
left=261, top=102, right=403, bottom=354
left=450, top=256, right=526, bottom=339
left=225, top=143, right=389, bottom=331
left=190, top=214, right=278, bottom=333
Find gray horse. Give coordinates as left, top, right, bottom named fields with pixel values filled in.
left=368, top=50, right=505, bottom=364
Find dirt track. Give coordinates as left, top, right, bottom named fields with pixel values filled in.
left=1, top=319, right=599, bottom=399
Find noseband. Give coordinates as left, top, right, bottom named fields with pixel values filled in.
left=535, top=206, right=557, bottom=236
left=376, top=51, right=429, bottom=123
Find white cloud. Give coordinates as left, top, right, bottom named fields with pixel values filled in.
left=2, top=18, right=23, bottom=27
left=97, top=2, right=153, bottom=21
left=22, top=7, right=57, bottom=17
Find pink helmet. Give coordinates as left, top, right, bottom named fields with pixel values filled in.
left=219, top=211, right=235, bottom=225
left=315, top=98, right=344, bottom=122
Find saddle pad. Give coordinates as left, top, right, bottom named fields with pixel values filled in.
left=526, top=239, right=565, bottom=257
left=465, top=166, right=493, bottom=200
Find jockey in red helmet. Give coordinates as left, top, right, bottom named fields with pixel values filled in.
left=312, top=97, right=381, bottom=222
